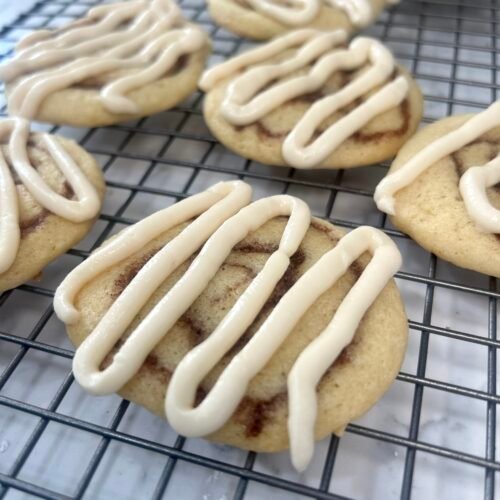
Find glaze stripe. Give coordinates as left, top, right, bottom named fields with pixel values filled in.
left=0, top=150, right=20, bottom=274
left=328, top=0, right=373, bottom=26
left=0, top=0, right=207, bottom=118
left=375, top=100, right=500, bottom=233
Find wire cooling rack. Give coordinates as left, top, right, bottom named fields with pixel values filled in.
left=0, top=0, right=498, bottom=499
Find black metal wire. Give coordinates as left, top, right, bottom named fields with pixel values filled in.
left=0, top=0, right=498, bottom=499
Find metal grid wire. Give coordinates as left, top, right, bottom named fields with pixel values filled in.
left=0, top=0, right=498, bottom=499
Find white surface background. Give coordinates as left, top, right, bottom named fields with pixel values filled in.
left=0, top=1, right=37, bottom=28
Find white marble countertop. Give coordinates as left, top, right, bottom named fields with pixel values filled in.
left=0, top=1, right=37, bottom=28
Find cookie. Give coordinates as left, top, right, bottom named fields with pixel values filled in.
left=209, top=0, right=396, bottom=40
left=0, top=0, right=211, bottom=127
left=200, top=29, right=423, bottom=169
left=375, top=100, right=500, bottom=277
left=0, top=118, right=105, bottom=293
left=55, top=181, right=408, bottom=470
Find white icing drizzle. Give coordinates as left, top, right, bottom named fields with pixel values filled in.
left=460, top=157, right=500, bottom=233
left=54, top=181, right=252, bottom=326
left=246, top=0, right=319, bottom=26
left=0, top=0, right=207, bottom=118
left=374, top=100, right=500, bottom=234
left=200, top=29, right=409, bottom=169
left=0, top=117, right=101, bottom=274
left=236, top=0, right=399, bottom=27
left=54, top=181, right=402, bottom=471
left=0, top=145, right=19, bottom=275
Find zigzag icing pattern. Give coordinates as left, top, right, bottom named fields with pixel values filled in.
left=54, top=181, right=402, bottom=471
left=375, top=100, right=500, bottom=234
left=200, top=29, right=409, bottom=168
left=0, top=0, right=206, bottom=118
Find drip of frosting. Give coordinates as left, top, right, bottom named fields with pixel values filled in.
left=0, top=118, right=101, bottom=274
left=236, top=0, right=399, bottom=27
left=54, top=181, right=402, bottom=471
left=199, top=29, right=409, bottom=169
left=374, top=100, right=500, bottom=234
left=0, top=0, right=207, bottom=118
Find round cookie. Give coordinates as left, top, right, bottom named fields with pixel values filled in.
left=0, top=134, right=105, bottom=293
left=67, top=216, right=408, bottom=452
left=1, top=0, right=212, bottom=127
left=385, top=115, right=500, bottom=278
left=203, top=63, right=423, bottom=170
left=208, top=0, right=390, bottom=40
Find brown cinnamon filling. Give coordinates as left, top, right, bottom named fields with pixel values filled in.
left=20, top=212, right=48, bottom=237
left=109, top=220, right=362, bottom=437
left=1, top=139, right=76, bottom=237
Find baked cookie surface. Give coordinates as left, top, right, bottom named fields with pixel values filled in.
left=0, top=0, right=211, bottom=127
left=201, top=30, right=423, bottom=170
left=209, top=0, right=393, bottom=40
left=377, top=114, right=500, bottom=277
left=0, top=122, right=105, bottom=293
left=61, top=197, right=408, bottom=456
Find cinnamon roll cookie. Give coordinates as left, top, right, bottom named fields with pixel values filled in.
left=0, top=0, right=211, bottom=127
left=375, top=101, right=500, bottom=277
left=54, top=181, right=408, bottom=471
left=209, top=0, right=398, bottom=40
left=0, top=118, right=105, bottom=293
left=200, top=29, right=423, bottom=169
